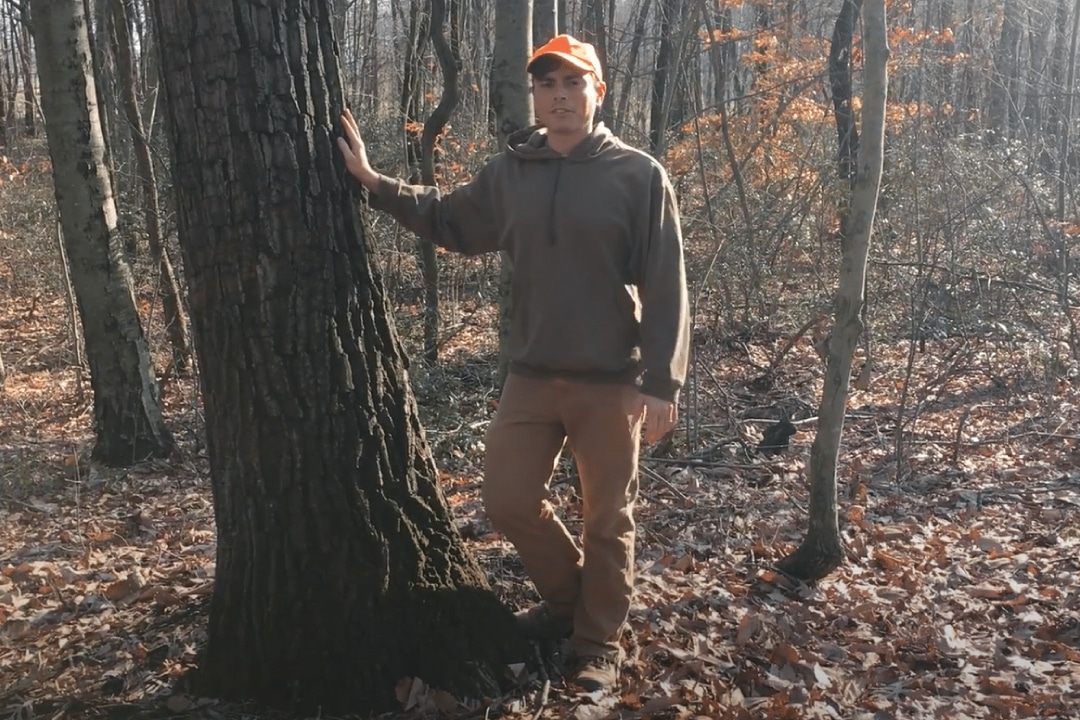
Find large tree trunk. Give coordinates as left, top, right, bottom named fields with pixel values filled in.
left=108, top=0, right=192, bottom=374
left=151, top=2, right=522, bottom=713
left=491, top=0, right=533, bottom=387
left=30, top=0, right=173, bottom=466
left=777, top=0, right=887, bottom=581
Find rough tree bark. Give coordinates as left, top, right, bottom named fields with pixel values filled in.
left=777, top=0, right=888, bottom=581
left=491, top=0, right=533, bottom=386
left=151, top=1, right=523, bottom=713
left=108, top=0, right=192, bottom=373
left=30, top=0, right=173, bottom=466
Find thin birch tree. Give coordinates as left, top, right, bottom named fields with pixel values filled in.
left=777, top=0, right=889, bottom=580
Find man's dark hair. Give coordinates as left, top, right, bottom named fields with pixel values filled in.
left=527, top=54, right=563, bottom=78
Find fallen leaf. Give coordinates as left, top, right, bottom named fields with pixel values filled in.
left=736, top=612, right=762, bottom=646
left=968, top=583, right=1007, bottom=600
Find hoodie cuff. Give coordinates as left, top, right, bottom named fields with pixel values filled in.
left=367, top=175, right=399, bottom=211
left=640, top=376, right=680, bottom=404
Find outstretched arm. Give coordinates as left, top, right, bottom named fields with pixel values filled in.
left=336, top=109, right=500, bottom=256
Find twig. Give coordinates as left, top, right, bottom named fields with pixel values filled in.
left=638, top=463, right=690, bottom=502
left=529, top=678, right=551, bottom=720
left=525, top=640, right=553, bottom=720
left=640, top=456, right=767, bottom=471
left=765, top=314, right=826, bottom=376
left=743, top=416, right=820, bottom=427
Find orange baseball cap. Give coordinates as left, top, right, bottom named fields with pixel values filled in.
left=527, top=35, right=604, bottom=84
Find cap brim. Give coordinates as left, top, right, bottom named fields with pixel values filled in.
left=526, top=51, right=595, bottom=76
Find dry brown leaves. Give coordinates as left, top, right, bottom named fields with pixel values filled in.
left=3, top=291, right=1080, bottom=719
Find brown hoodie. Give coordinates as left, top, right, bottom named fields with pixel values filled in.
left=368, top=123, right=689, bottom=401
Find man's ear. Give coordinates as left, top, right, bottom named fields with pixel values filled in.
left=595, top=79, right=608, bottom=103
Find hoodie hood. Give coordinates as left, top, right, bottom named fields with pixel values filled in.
left=506, top=122, right=619, bottom=162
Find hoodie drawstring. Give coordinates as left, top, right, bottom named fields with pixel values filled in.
left=548, top=161, right=563, bottom=245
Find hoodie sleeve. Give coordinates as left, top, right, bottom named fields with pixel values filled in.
left=635, top=164, right=690, bottom=403
left=366, top=159, right=501, bottom=256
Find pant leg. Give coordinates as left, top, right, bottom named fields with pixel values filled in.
left=482, top=374, right=583, bottom=617
left=560, top=382, right=642, bottom=658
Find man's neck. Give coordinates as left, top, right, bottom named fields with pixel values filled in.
left=546, top=128, right=590, bottom=156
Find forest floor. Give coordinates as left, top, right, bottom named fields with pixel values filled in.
left=2, top=281, right=1079, bottom=720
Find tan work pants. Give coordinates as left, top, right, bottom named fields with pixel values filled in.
left=482, top=373, right=642, bottom=658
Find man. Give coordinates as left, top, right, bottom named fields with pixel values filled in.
left=337, top=35, right=689, bottom=692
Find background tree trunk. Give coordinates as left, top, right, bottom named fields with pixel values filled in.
left=613, top=0, right=651, bottom=136
left=581, top=0, right=611, bottom=124
left=400, top=0, right=429, bottom=181
left=31, top=0, right=173, bottom=466
left=151, top=1, right=523, bottom=713
left=777, top=0, right=888, bottom=581
left=991, top=0, right=1023, bottom=138
left=108, top=0, right=192, bottom=373
left=491, top=0, right=533, bottom=386
left=829, top=0, right=862, bottom=183
left=417, top=0, right=461, bottom=363
left=534, top=0, right=557, bottom=46
left=1055, top=0, right=1080, bottom=357
left=17, top=15, right=35, bottom=137
left=649, top=0, right=679, bottom=155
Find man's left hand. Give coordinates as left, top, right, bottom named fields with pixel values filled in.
left=637, top=394, right=677, bottom=445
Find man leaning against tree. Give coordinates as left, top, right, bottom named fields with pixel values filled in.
left=337, top=34, right=690, bottom=692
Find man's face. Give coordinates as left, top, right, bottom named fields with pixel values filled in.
left=531, top=62, right=606, bottom=137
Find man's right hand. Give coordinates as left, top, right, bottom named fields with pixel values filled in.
left=337, top=109, right=380, bottom=192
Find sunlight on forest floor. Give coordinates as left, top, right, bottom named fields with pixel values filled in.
left=2, top=279, right=1079, bottom=719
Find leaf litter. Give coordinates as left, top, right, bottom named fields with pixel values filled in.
left=2, top=302, right=1079, bottom=719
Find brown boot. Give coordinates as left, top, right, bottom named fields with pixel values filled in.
left=513, top=603, right=573, bottom=640
left=569, top=654, right=619, bottom=692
